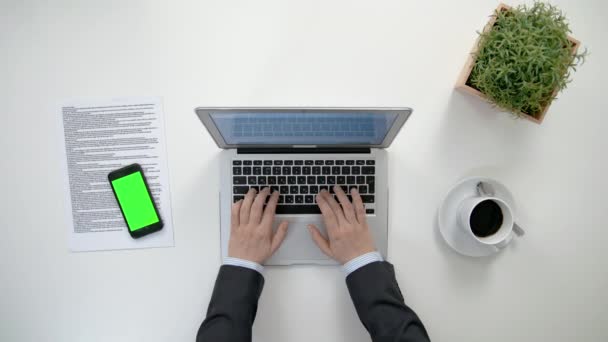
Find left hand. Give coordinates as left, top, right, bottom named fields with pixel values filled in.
left=228, top=187, right=289, bottom=264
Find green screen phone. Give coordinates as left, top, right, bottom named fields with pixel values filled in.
left=108, top=163, right=163, bottom=238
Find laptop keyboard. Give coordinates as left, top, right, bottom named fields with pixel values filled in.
left=232, top=159, right=376, bottom=214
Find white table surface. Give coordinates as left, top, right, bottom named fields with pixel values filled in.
left=1, top=1, right=607, bottom=341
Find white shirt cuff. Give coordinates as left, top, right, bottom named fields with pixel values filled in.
left=223, top=257, right=264, bottom=274
left=342, top=251, right=384, bottom=276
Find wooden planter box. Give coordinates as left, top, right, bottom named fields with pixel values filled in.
left=455, top=3, right=581, bottom=124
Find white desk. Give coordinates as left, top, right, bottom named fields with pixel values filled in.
left=1, top=1, right=607, bottom=341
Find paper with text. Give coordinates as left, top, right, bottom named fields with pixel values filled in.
left=60, top=97, right=174, bottom=251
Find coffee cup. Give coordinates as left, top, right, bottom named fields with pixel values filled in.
left=458, top=196, right=514, bottom=250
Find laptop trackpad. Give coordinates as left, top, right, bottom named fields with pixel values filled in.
left=265, top=216, right=333, bottom=265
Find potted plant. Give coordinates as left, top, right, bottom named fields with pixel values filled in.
left=456, top=2, right=586, bottom=123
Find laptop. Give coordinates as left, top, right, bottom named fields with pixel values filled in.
left=196, top=107, right=413, bottom=265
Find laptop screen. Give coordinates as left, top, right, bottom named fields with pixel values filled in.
left=209, top=112, right=399, bottom=145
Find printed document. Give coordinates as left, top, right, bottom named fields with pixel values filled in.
left=60, top=97, right=174, bottom=251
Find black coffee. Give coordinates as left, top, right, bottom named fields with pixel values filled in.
left=470, top=200, right=503, bottom=237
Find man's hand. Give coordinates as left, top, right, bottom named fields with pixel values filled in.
left=228, top=187, right=289, bottom=264
left=308, top=186, right=376, bottom=264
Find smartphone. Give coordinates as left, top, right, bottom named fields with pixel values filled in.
left=108, top=163, right=163, bottom=238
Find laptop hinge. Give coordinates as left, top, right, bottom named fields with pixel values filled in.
left=237, top=147, right=371, bottom=154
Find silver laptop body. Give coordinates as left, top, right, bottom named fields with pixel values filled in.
left=196, top=107, right=412, bottom=265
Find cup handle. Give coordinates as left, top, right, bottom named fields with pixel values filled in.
left=494, top=233, right=514, bottom=250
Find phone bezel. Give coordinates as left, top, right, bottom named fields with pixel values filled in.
left=108, top=163, right=164, bottom=238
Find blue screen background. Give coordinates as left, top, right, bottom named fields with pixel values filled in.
left=210, top=112, right=398, bottom=145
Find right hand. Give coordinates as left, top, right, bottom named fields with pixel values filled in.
left=308, top=186, right=376, bottom=264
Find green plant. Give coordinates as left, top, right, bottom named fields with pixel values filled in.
left=467, top=2, right=586, bottom=118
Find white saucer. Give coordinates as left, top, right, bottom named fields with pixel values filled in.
left=438, top=177, right=517, bottom=257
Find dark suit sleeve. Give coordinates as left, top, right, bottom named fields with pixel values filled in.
left=196, top=265, right=264, bottom=342
left=346, top=261, right=430, bottom=342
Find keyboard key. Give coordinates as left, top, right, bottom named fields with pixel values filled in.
left=278, top=176, right=287, bottom=185
left=274, top=160, right=283, bottom=165
left=366, top=160, right=375, bottom=165
left=233, top=195, right=244, bottom=202
left=257, top=176, right=267, bottom=185
left=310, top=186, right=319, bottom=194
left=253, top=167, right=262, bottom=175
left=312, top=167, right=321, bottom=175
left=327, top=176, right=336, bottom=185
left=339, top=185, right=348, bottom=193
left=270, top=185, right=279, bottom=193
left=362, top=166, right=375, bottom=175
left=359, top=185, right=368, bottom=194
left=341, top=166, right=350, bottom=175
left=290, top=186, right=299, bottom=194
left=278, top=195, right=285, bottom=204
left=347, top=176, right=355, bottom=184
left=319, top=186, right=329, bottom=192
left=273, top=167, right=281, bottom=175
left=285, top=195, right=294, bottom=204
left=345, top=160, right=354, bottom=165
left=282, top=167, right=291, bottom=175
left=336, top=160, right=345, bottom=165
left=315, top=160, right=324, bottom=165
left=366, top=208, right=375, bottom=214
left=300, top=186, right=309, bottom=194
left=254, top=160, right=263, bottom=165
left=325, top=160, right=334, bottom=165
left=233, top=176, right=246, bottom=185
left=243, top=167, right=251, bottom=175
left=233, top=167, right=242, bottom=175
left=280, top=186, right=289, bottom=194
left=305, top=195, right=314, bottom=203
left=292, top=166, right=302, bottom=175
left=288, top=176, right=296, bottom=184
left=243, top=160, right=252, bottom=165
left=351, top=166, right=361, bottom=175
left=332, top=166, right=341, bottom=175
left=295, top=195, right=304, bottom=204
left=366, top=176, right=375, bottom=184
left=297, top=176, right=306, bottom=184
left=305, top=160, right=314, bottom=165
left=268, top=176, right=277, bottom=185
left=284, top=160, right=294, bottom=165
left=307, top=176, right=316, bottom=184
left=246, top=176, right=256, bottom=185
left=317, top=176, right=326, bottom=184
left=349, top=185, right=358, bottom=193
left=264, top=160, right=273, bottom=165
left=356, top=160, right=365, bottom=165
left=233, top=186, right=249, bottom=194
left=361, top=195, right=375, bottom=203
left=322, top=166, right=331, bottom=175
left=295, top=160, right=304, bottom=165
left=356, top=176, right=365, bottom=184
left=337, top=176, right=345, bottom=184
left=263, top=167, right=271, bottom=175
left=303, top=166, right=311, bottom=175
left=369, top=184, right=375, bottom=193
left=233, top=160, right=242, bottom=165
left=275, top=205, right=320, bottom=214
left=250, top=186, right=260, bottom=192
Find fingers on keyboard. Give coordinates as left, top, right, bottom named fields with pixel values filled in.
left=233, top=159, right=375, bottom=206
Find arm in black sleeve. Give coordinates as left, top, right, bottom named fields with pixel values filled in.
left=346, top=261, right=430, bottom=342
left=196, top=265, right=264, bottom=342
